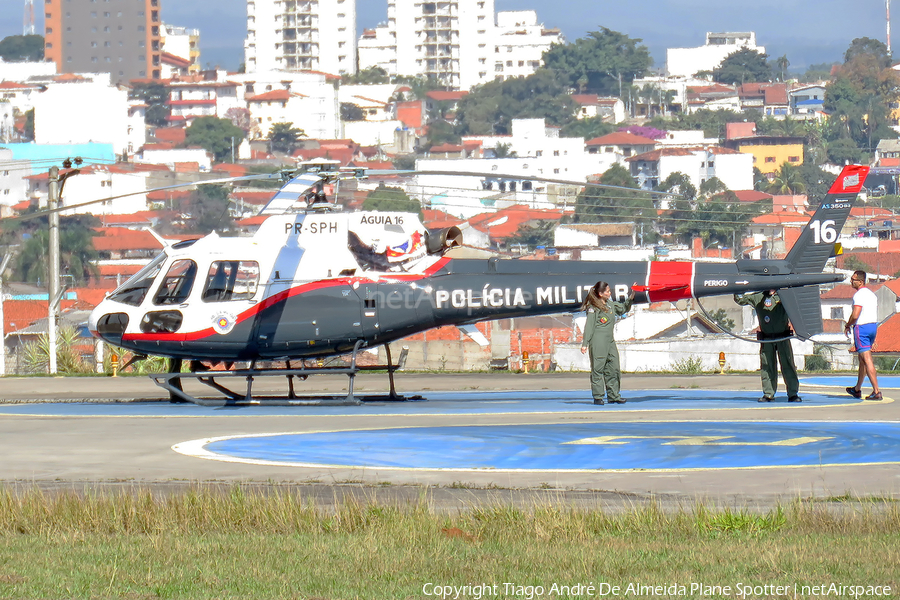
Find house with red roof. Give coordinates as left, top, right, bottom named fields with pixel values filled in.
left=164, top=73, right=242, bottom=125
left=93, top=227, right=164, bottom=260
left=585, top=132, right=657, bottom=159
left=738, top=82, right=790, bottom=116
left=571, top=95, right=625, bottom=122
left=467, top=205, right=564, bottom=249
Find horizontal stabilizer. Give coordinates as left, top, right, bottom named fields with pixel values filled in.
left=777, top=286, right=824, bottom=340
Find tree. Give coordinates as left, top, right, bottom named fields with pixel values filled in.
left=505, top=221, right=556, bottom=250
left=542, top=28, right=653, bottom=96
left=424, top=119, right=460, bottom=148
left=455, top=69, right=577, bottom=135
left=844, top=37, right=891, bottom=69
left=185, top=116, right=245, bottom=162
left=340, top=102, right=365, bottom=121
left=774, top=54, right=790, bottom=82
left=492, top=143, right=517, bottom=158
left=185, top=184, right=233, bottom=233
left=14, top=215, right=101, bottom=285
left=130, top=82, right=170, bottom=128
left=0, top=35, right=44, bottom=62
left=766, top=162, right=806, bottom=195
left=573, top=164, right=655, bottom=228
left=560, top=117, right=616, bottom=140
left=342, top=66, right=390, bottom=85
left=362, top=183, right=421, bottom=217
left=709, top=308, right=735, bottom=332
left=224, top=107, right=253, bottom=135
left=713, top=48, right=773, bottom=85
left=268, top=122, right=304, bottom=155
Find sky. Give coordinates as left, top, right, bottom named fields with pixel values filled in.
left=1, top=0, right=896, bottom=73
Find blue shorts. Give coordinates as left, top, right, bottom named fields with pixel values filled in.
left=854, top=323, right=878, bottom=353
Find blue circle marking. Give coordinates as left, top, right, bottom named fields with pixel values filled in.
left=196, top=421, right=900, bottom=471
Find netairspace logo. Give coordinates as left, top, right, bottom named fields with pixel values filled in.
left=420, top=581, right=893, bottom=599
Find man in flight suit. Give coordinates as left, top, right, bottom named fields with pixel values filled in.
left=734, top=289, right=801, bottom=403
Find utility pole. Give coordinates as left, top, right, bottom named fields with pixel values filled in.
left=0, top=253, right=11, bottom=376
left=48, top=166, right=60, bottom=374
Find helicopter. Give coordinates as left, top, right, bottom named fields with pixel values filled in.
left=84, top=162, right=869, bottom=405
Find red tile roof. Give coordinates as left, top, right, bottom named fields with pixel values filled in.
left=247, top=90, right=292, bottom=102
left=836, top=252, right=900, bottom=276
left=468, top=205, right=563, bottom=240
left=92, top=228, right=163, bottom=252
left=751, top=211, right=811, bottom=224
left=425, top=91, right=469, bottom=101
left=4, top=299, right=77, bottom=334
left=585, top=132, right=658, bottom=146
left=872, top=312, right=900, bottom=352
left=154, top=127, right=186, bottom=144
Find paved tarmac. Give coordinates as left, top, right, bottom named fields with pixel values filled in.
left=1, top=372, right=898, bottom=509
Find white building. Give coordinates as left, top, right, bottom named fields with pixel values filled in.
left=338, top=84, right=404, bottom=121
left=493, top=11, right=563, bottom=82
left=134, top=147, right=213, bottom=171
left=244, top=0, right=357, bottom=76
left=230, top=69, right=341, bottom=140
left=667, top=32, right=765, bottom=78
left=27, top=164, right=154, bottom=216
left=626, top=146, right=754, bottom=192
left=359, top=2, right=561, bottom=92
left=165, top=74, right=242, bottom=126
left=161, top=24, right=201, bottom=74
left=31, top=73, right=135, bottom=157
left=357, top=25, right=398, bottom=76
left=414, top=119, right=619, bottom=217
left=0, top=58, right=56, bottom=82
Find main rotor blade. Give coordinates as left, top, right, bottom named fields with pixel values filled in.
left=9, top=173, right=283, bottom=223
left=368, top=169, right=678, bottom=197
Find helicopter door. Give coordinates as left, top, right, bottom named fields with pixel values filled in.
left=254, top=277, right=364, bottom=355
left=354, top=281, right=435, bottom=344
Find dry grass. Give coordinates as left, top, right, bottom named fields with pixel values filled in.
left=0, top=486, right=898, bottom=599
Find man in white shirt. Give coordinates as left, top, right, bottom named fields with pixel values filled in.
left=844, top=270, right=881, bottom=400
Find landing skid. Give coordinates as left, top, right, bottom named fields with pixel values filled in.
left=149, top=342, right=424, bottom=407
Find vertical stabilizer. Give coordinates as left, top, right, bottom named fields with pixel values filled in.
left=785, top=164, right=868, bottom=273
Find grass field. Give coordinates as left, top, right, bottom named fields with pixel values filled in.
left=0, top=487, right=898, bottom=599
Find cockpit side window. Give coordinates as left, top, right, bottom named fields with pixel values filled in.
left=153, top=259, right=198, bottom=305
left=202, top=261, right=260, bottom=302
left=108, top=252, right=166, bottom=306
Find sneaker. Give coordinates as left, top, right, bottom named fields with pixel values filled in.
left=866, top=392, right=883, bottom=401
left=593, top=398, right=606, bottom=405
left=788, top=396, right=802, bottom=402
left=846, top=387, right=862, bottom=399
left=758, top=396, right=774, bottom=402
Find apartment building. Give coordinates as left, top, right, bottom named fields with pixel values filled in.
left=358, top=2, right=560, bottom=91
left=245, top=0, right=357, bottom=76
left=161, top=24, right=201, bottom=74
left=44, top=0, right=162, bottom=84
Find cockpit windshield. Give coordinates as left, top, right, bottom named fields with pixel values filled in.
left=107, top=252, right=167, bottom=307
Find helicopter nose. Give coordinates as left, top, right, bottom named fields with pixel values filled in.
left=90, top=303, right=129, bottom=345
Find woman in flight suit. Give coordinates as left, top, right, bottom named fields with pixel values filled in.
left=580, top=281, right=634, bottom=405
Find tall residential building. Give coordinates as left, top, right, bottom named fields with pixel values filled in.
left=44, top=0, right=162, bottom=84
left=245, top=0, right=357, bottom=76
left=358, top=3, right=561, bottom=91
left=394, top=0, right=494, bottom=91
left=161, top=24, right=201, bottom=74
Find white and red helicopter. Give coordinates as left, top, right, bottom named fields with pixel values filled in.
left=81, top=163, right=868, bottom=405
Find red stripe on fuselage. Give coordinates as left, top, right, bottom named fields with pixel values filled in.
left=121, top=257, right=453, bottom=343
left=646, top=261, right=693, bottom=303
